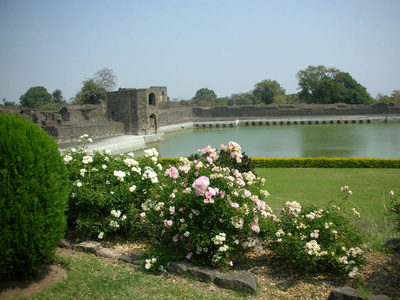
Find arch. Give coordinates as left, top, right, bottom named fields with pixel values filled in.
left=367, top=120, right=371, bottom=123
left=273, top=121, right=277, bottom=125
left=330, top=121, right=334, bottom=124
left=308, top=121, right=312, bottom=125
left=287, top=121, right=291, bottom=125
left=202, top=124, right=206, bottom=128
left=148, top=93, right=156, bottom=106
left=337, top=120, right=341, bottom=124
left=196, top=124, right=200, bottom=128
left=266, top=122, right=270, bottom=125
left=294, top=121, right=298, bottom=125
left=223, top=124, right=227, bottom=127
left=344, top=120, right=349, bottom=124
left=322, top=121, right=326, bottom=124
left=252, top=122, right=256, bottom=126
left=140, top=128, right=146, bottom=135
left=149, top=114, right=157, bottom=134
left=301, top=121, right=305, bottom=125
left=315, top=121, right=319, bottom=124
left=209, top=124, right=213, bottom=128
left=259, top=122, right=263, bottom=126
left=229, top=123, right=233, bottom=127
left=359, top=120, right=364, bottom=124
left=352, top=120, right=356, bottom=124
left=245, top=122, right=249, bottom=126
left=279, top=121, right=284, bottom=125
left=216, top=124, right=220, bottom=128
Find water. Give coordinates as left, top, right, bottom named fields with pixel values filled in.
left=141, top=123, right=400, bottom=158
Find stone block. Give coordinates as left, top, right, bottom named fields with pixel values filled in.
left=328, top=286, right=364, bottom=300
left=72, top=241, right=101, bottom=254
left=119, top=253, right=141, bottom=264
left=385, top=237, right=400, bottom=253
left=186, top=266, right=218, bottom=282
left=166, top=261, right=192, bottom=275
left=96, top=247, right=123, bottom=259
left=214, top=272, right=257, bottom=293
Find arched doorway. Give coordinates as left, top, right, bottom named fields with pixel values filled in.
left=149, top=114, right=157, bottom=134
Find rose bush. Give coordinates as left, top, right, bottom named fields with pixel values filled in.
left=62, top=135, right=163, bottom=239
left=261, top=186, right=367, bottom=278
left=141, top=142, right=271, bottom=270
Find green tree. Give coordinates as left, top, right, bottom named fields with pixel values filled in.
left=297, top=65, right=340, bottom=104
left=192, top=88, right=217, bottom=105
left=74, top=68, right=117, bottom=105
left=20, top=86, right=52, bottom=108
left=297, top=65, right=372, bottom=104
left=253, top=79, right=286, bottom=104
left=52, top=89, right=65, bottom=103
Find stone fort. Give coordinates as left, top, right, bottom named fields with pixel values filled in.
left=3, top=86, right=400, bottom=144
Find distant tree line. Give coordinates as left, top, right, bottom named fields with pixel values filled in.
left=180, top=65, right=382, bottom=107
left=5, top=65, right=399, bottom=109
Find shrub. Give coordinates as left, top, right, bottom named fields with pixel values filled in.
left=387, top=189, right=400, bottom=232
left=252, top=157, right=400, bottom=168
left=62, top=139, right=163, bottom=239
left=261, top=186, right=367, bottom=278
left=141, top=142, right=270, bottom=270
left=0, top=114, right=69, bottom=279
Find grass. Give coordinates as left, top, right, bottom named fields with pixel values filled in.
left=256, top=168, right=400, bottom=247
left=24, top=168, right=400, bottom=299
left=27, top=255, right=239, bottom=300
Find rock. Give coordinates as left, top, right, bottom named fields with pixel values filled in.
left=328, top=286, right=364, bottom=300
left=96, top=247, right=123, bottom=259
left=369, top=296, right=391, bottom=300
left=58, top=238, right=73, bottom=249
left=166, top=261, right=192, bottom=275
left=186, top=266, right=219, bottom=282
left=72, top=241, right=101, bottom=254
left=214, top=272, right=257, bottom=293
left=385, top=238, right=400, bottom=253
left=119, top=253, right=141, bottom=264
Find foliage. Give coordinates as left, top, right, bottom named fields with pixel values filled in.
left=192, top=88, right=217, bottom=106
left=1, top=98, right=17, bottom=106
left=261, top=186, right=366, bottom=277
left=19, top=86, right=52, bottom=108
left=0, top=114, right=69, bottom=279
left=253, top=79, right=286, bottom=104
left=387, top=189, right=400, bottom=232
left=251, top=157, right=400, bottom=168
left=74, top=68, right=117, bottom=105
left=52, top=89, right=65, bottom=103
left=62, top=136, right=162, bottom=239
left=376, top=90, right=400, bottom=103
left=141, top=142, right=269, bottom=270
left=297, top=65, right=373, bottom=104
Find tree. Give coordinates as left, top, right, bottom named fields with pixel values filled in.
left=253, top=79, right=286, bottom=104
left=296, top=65, right=372, bottom=104
left=74, top=68, right=117, bottom=105
left=52, top=89, right=65, bottom=103
left=192, top=88, right=217, bottom=106
left=20, top=86, right=52, bottom=108
left=297, top=65, right=340, bottom=104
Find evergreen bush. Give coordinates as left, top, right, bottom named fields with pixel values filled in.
left=0, top=114, right=69, bottom=279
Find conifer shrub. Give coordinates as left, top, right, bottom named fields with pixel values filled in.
left=0, top=114, right=69, bottom=279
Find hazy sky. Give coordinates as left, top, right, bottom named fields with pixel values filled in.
left=1, top=0, right=399, bottom=103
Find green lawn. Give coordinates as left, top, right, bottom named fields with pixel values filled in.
left=256, top=168, right=400, bottom=243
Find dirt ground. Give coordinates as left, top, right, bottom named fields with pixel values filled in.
left=1, top=244, right=399, bottom=300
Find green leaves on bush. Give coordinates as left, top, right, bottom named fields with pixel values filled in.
left=0, top=114, right=69, bottom=279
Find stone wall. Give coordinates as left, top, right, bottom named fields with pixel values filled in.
left=158, top=107, right=193, bottom=124
left=192, top=103, right=400, bottom=119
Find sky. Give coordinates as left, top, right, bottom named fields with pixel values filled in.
left=1, top=0, right=399, bottom=104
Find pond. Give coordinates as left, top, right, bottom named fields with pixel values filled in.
left=139, top=123, right=400, bottom=158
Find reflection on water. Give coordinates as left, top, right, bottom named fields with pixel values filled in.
left=138, top=123, right=400, bottom=158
